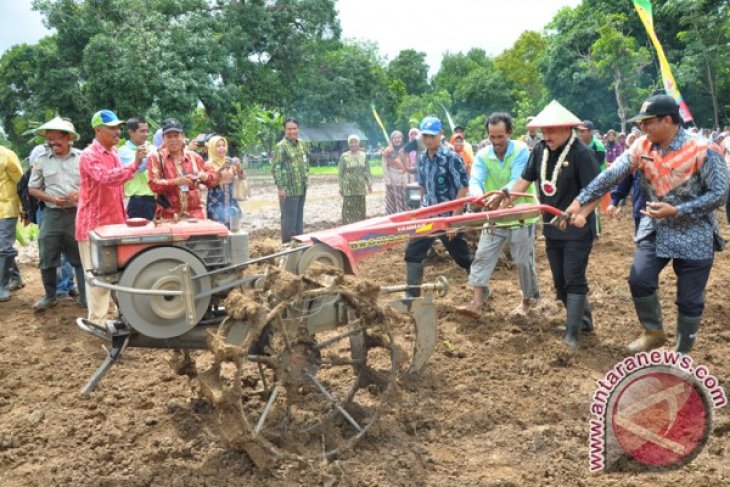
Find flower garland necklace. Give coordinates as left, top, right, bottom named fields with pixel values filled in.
left=540, top=132, right=575, bottom=196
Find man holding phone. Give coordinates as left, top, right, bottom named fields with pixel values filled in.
left=566, top=95, right=729, bottom=354
left=147, top=118, right=218, bottom=220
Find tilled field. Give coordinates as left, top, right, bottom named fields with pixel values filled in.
left=1, top=177, right=729, bottom=486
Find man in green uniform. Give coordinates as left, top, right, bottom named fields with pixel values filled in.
left=271, top=117, right=309, bottom=243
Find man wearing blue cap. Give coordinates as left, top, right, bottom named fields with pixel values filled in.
left=404, top=116, right=472, bottom=298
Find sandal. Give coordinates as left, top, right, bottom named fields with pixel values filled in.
left=454, top=306, right=481, bottom=319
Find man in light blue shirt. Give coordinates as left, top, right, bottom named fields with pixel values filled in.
left=457, top=113, right=540, bottom=318
left=118, top=117, right=155, bottom=219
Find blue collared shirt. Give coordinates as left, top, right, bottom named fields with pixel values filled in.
left=468, top=139, right=529, bottom=196
left=118, top=140, right=147, bottom=172
left=417, top=145, right=468, bottom=207
left=577, top=129, right=729, bottom=259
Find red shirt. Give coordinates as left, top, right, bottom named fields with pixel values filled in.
left=147, top=149, right=218, bottom=220
left=76, top=139, right=137, bottom=241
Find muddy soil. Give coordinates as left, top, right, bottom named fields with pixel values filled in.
left=2, top=176, right=729, bottom=486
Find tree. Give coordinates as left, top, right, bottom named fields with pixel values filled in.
left=590, top=15, right=652, bottom=133
left=387, top=49, right=430, bottom=96
left=432, top=49, right=513, bottom=137
left=663, top=0, right=730, bottom=128
left=494, top=31, right=548, bottom=117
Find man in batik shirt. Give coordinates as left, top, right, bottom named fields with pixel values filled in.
left=568, top=95, right=729, bottom=355
left=272, top=117, right=309, bottom=243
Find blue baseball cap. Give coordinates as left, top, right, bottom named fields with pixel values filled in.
left=91, top=109, right=123, bottom=128
left=419, top=116, right=442, bottom=135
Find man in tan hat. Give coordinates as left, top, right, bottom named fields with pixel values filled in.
left=28, top=117, right=86, bottom=310
left=488, top=100, right=600, bottom=348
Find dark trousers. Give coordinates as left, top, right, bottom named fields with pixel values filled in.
left=628, top=236, right=713, bottom=317
left=127, top=195, right=157, bottom=220
left=38, top=207, right=81, bottom=270
left=545, top=237, right=593, bottom=302
left=404, top=234, right=472, bottom=270
left=280, top=192, right=306, bottom=243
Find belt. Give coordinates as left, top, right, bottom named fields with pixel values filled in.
left=129, top=195, right=156, bottom=199
left=47, top=206, right=77, bottom=212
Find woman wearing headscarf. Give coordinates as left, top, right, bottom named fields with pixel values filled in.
left=205, top=136, right=242, bottom=227
left=381, top=130, right=408, bottom=214
left=450, top=133, right=473, bottom=175
left=338, top=134, right=372, bottom=224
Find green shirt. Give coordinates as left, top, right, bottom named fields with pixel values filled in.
left=119, top=140, right=155, bottom=197
left=589, top=137, right=607, bottom=171
left=338, top=151, right=371, bottom=196
left=271, top=138, right=309, bottom=196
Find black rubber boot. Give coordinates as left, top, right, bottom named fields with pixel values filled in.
left=74, top=265, right=87, bottom=308
left=0, top=255, right=10, bottom=302
left=7, top=259, right=24, bottom=291
left=405, top=262, right=424, bottom=299
left=564, top=293, right=586, bottom=349
left=582, top=299, right=594, bottom=332
left=33, top=268, right=58, bottom=311
left=628, top=293, right=666, bottom=353
left=675, top=314, right=701, bottom=354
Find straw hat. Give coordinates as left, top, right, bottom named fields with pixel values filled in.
left=33, top=117, right=80, bottom=140
left=527, top=100, right=581, bottom=129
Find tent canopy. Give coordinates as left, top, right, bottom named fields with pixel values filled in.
left=297, top=123, right=368, bottom=143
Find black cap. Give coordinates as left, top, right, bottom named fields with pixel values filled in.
left=577, top=120, right=594, bottom=131
left=454, top=125, right=465, bottom=132
left=628, top=95, right=679, bottom=123
left=162, top=118, right=184, bottom=134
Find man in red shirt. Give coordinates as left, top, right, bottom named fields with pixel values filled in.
left=76, top=109, right=146, bottom=325
left=147, top=118, right=217, bottom=219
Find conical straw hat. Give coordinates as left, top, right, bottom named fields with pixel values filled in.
left=33, top=117, right=80, bottom=140
left=527, top=100, right=581, bottom=129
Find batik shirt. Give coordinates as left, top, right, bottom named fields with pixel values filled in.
left=577, top=129, right=729, bottom=260
left=338, top=151, right=371, bottom=196
left=417, top=146, right=468, bottom=208
left=147, top=149, right=218, bottom=220
left=271, top=138, right=308, bottom=196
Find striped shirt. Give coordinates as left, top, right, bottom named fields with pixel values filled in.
left=76, top=139, right=136, bottom=241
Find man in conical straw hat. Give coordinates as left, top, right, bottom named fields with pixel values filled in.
left=487, top=100, right=600, bottom=349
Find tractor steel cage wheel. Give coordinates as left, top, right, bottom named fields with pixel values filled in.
left=186, top=270, right=397, bottom=468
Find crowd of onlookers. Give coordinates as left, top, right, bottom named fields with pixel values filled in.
left=0, top=110, right=248, bottom=323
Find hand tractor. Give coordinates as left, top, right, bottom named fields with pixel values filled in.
left=76, top=192, right=567, bottom=468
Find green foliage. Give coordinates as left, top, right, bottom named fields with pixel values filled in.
left=494, top=31, right=548, bottom=116
left=387, top=49, right=430, bottom=96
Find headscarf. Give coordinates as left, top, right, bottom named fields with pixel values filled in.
left=207, top=135, right=235, bottom=185
left=206, top=135, right=228, bottom=170
left=390, top=130, right=404, bottom=151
